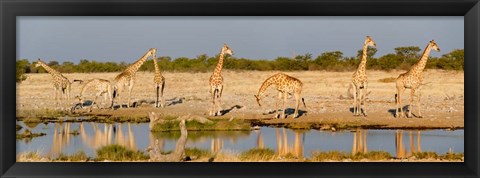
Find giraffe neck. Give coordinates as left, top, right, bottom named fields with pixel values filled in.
left=153, top=55, right=161, bottom=75
left=126, top=50, right=153, bottom=75
left=257, top=76, right=276, bottom=97
left=411, top=44, right=432, bottom=73
left=213, top=50, right=225, bottom=75
left=79, top=81, right=90, bottom=97
left=38, top=61, right=61, bottom=76
left=357, top=44, right=369, bottom=73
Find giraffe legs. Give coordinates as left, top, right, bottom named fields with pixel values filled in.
left=396, top=87, right=405, bottom=118
left=54, top=87, right=59, bottom=109
left=361, top=84, right=368, bottom=116
left=358, top=87, right=363, bottom=116
left=275, top=92, right=282, bottom=118
left=155, top=86, right=160, bottom=108
left=293, top=92, right=301, bottom=118
left=209, top=86, right=216, bottom=116
left=352, top=84, right=358, bottom=116
left=216, top=85, right=223, bottom=116
left=66, top=84, right=71, bottom=111
left=281, top=92, right=287, bottom=119
left=408, top=89, right=415, bottom=118
left=416, top=91, right=423, bottom=118
left=159, top=81, right=166, bottom=108
left=127, top=81, right=134, bottom=108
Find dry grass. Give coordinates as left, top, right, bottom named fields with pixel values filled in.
left=239, top=148, right=277, bottom=161
left=378, top=77, right=397, bottom=83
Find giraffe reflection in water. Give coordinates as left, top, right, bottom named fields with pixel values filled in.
left=275, top=128, right=304, bottom=158
left=351, top=129, right=422, bottom=158
left=49, top=122, right=73, bottom=157
left=351, top=129, right=368, bottom=155
left=211, top=138, right=224, bottom=154
left=395, top=130, right=422, bottom=158
left=49, top=122, right=138, bottom=157
left=80, top=123, right=137, bottom=150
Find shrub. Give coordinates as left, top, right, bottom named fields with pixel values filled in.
left=311, top=151, right=348, bottom=161
left=55, top=151, right=89, bottom=161
left=239, top=148, right=276, bottom=161
left=96, top=144, right=149, bottom=161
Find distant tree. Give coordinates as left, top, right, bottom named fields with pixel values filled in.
left=394, top=46, right=421, bottom=61
left=314, top=51, right=343, bottom=69
left=48, top=60, right=59, bottom=67
left=356, top=46, right=378, bottom=60
left=16, top=59, right=30, bottom=82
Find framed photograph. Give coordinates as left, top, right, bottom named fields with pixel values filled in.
left=2, top=0, right=479, bottom=177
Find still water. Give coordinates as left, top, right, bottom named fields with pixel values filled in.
left=16, top=122, right=464, bottom=159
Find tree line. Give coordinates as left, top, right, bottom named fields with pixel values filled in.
left=16, top=47, right=464, bottom=82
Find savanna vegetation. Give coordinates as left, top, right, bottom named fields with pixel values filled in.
left=16, top=47, right=464, bottom=83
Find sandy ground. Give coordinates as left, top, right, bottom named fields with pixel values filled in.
left=16, top=70, right=464, bottom=129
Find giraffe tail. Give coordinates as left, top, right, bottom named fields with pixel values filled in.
left=302, top=98, right=307, bottom=108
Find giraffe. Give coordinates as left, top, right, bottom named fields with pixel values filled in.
left=254, top=73, right=306, bottom=119
left=152, top=51, right=166, bottom=108
left=73, top=78, right=112, bottom=111
left=209, top=43, right=234, bottom=116
left=110, top=48, right=157, bottom=109
left=395, top=40, right=440, bottom=118
left=34, top=58, right=72, bottom=109
left=351, top=36, right=376, bottom=116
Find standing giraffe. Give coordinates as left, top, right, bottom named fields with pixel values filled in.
left=110, top=48, right=157, bottom=109
left=34, top=58, right=72, bottom=109
left=73, top=78, right=112, bottom=111
left=395, top=40, right=440, bottom=118
left=351, top=36, right=376, bottom=116
left=209, top=44, right=234, bottom=116
left=152, top=51, right=166, bottom=108
left=254, top=73, right=306, bottom=119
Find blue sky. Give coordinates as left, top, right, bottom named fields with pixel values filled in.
left=17, top=16, right=463, bottom=63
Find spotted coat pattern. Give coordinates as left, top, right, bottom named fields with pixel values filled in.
left=351, top=36, right=376, bottom=116
left=111, top=48, right=156, bottom=108
left=209, top=44, right=233, bottom=116
left=395, top=40, right=440, bottom=118
left=254, top=73, right=304, bottom=119
left=34, top=58, right=72, bottom=109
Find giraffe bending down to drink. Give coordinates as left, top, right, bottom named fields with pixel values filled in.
left=152, top=51, right=166, bottom=108
left=73, top=78, right=112, bottom=111
left=351, top=36, right=376, bottom=116
left=34, top=58, right=72, bottom=109
left=395, top=40, right=440, bottom=118
left=110, top=48, right=157, bottom=109
left=209, top=44, right=234, bottom=116
left=254, top=73, right=306, bottom=119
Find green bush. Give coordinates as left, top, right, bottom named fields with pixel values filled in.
left=16, top=59, right=30, bottom=82
left=18, top=48, right=463, bottom=74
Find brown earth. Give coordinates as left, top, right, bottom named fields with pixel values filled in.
left=16, top=70, right=464, bottom=129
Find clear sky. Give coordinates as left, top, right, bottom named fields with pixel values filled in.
left=17, top=16, right=463, bottom=63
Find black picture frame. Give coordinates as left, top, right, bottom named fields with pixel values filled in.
left=1, top=0, right=478, bottom=177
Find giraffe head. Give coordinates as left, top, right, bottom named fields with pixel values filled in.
left=150, top=48, right=157, bottom=59
left=254, top=94, right=262, bottom=106
left=222, top=43, right=234, bottom=56
left=429, top=40, right=440, bottom=52
left=34, top=58, right=44, bottom=68
left=365, top=36, right=376, bottom=48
